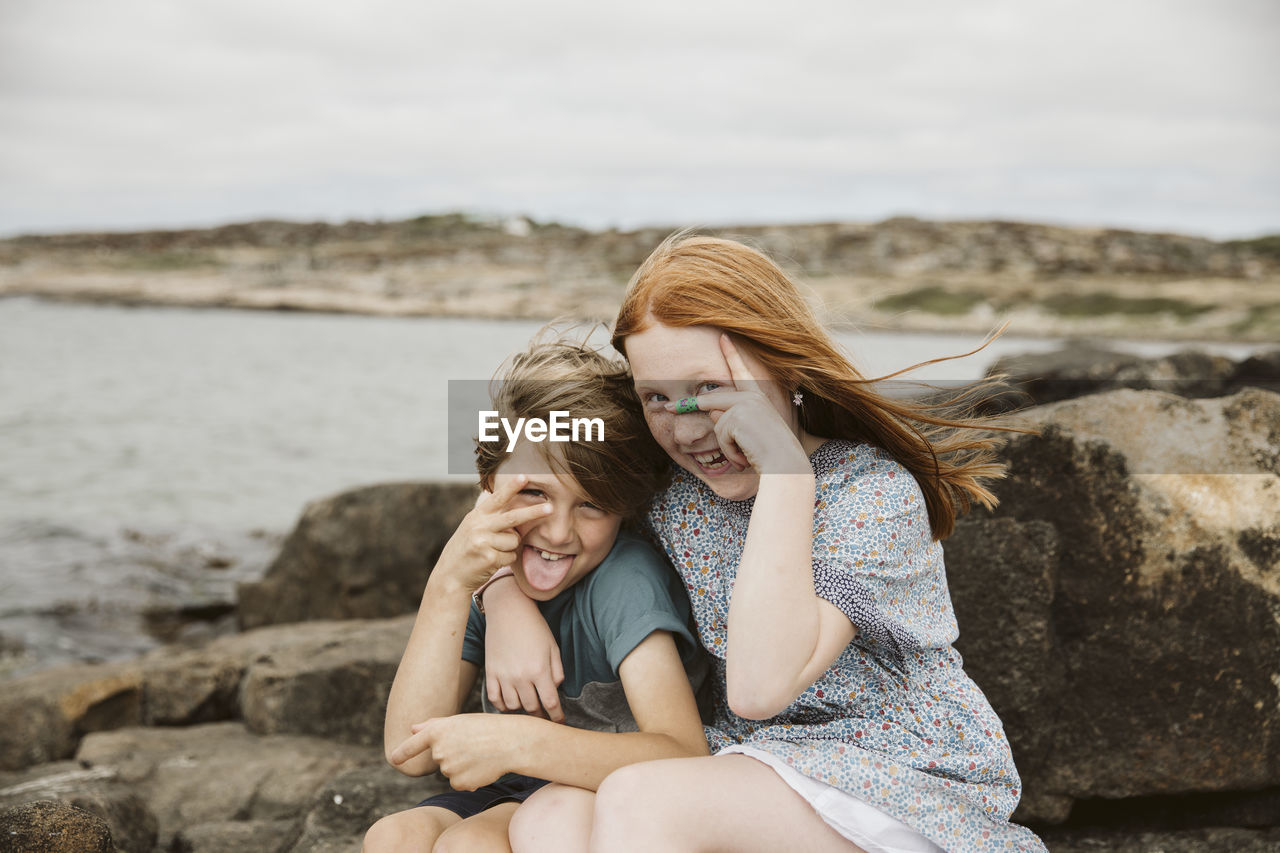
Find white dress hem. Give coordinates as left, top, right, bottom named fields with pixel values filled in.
left=718, top=744, right=945, bottom=853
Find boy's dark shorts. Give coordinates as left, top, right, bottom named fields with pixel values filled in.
left=415, top=774, right=550, bottom=819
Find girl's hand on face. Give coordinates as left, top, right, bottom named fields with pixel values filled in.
left=435, top=474, right=552, bottom=592
left=664, top=335, right=809, bottom=475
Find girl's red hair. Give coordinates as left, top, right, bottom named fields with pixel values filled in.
left=612, top=233, right=1018, bottom=540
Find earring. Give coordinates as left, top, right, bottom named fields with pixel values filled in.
left=792, top=390, right=804, bottom=406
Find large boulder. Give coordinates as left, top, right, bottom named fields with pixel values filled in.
left=946, top=387, right=1280, bottom=823
left=237, top=482, right=476, bottom=628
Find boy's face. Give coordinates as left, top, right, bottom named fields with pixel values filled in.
left=494, top=440, right=622, bottom=601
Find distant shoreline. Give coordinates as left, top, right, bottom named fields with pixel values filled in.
left=1, top=286, right=1271, bottom=344
left=3, top=214, right=1277, bottom=342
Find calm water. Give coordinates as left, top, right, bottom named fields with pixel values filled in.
left=0, top=297, right=1261, bottom=674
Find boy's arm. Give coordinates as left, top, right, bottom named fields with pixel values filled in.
left=397, top=630, right=708, bottom=791
left=382, top=571, right=479, bottom=777
left=384, top=473, right=551, bottom=777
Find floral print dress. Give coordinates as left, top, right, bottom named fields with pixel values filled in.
left=646, top=440, right=1047, bottom=852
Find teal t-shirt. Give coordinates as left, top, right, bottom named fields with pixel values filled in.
left=462, top=531, right=707, bottom=733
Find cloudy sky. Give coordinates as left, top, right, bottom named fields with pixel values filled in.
left=2, top=0, right=1277, bottom=239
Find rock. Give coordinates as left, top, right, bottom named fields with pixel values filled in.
left=1063, top=785, right=1280, bottom=831
left=237, top=482, right=476, bottom=628
left=289, top=764, right=450, bottom=852
left=943, top=517, right=1072, bottom=824
left=289, top=838, right=362, bottom=853
left=947, top=388, right=1280, bottom=821
left=1039, top=826, right=1280, bottom=852
left=138, top=616, right=411, bottom=728
left=74, top=722, right=378, bottom=848
left=0, top=615, right=420, bottom=769
left=139, top=645, right=243, bottom=726
left=0, top=662, right=141, bottom=770
left=1231, top=348, right=1280, bottom=393
left=239, top=617, right=413, bottom=744
left=985, top=342, right=1242, bottom=406
left=0, top=799, right=115, bottom=853
left=0, top=761, right=120, bottom=804
left=60, top=788, right=155, bottom=853
left=0, top=761, right=158, bottom=853
left=169, top=819, right=299, bottom=853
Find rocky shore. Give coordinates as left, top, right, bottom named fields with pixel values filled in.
left=2, top=344, right=1279, bottom=852
left=2, top=215, right=1278, bottom=342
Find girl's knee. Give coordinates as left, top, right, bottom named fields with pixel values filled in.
left=433, top=816, right=510, bottom=853
left=595, top=758, right=713, bottom=841
left=509, top=785, right=594, bottom=852
left=508, top=791, right=558, bottom=843
left=363, top=808, right=450, bottom=853
left=595, top=761, right=668, bottom=825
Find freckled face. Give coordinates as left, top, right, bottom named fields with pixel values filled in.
left=625, top=321, right=798, bottom=501
left=494, top=440, right=622, bottom=601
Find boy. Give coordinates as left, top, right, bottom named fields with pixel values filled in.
left=364, top=342, right=708, bottom=853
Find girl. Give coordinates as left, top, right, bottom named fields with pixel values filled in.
left=483, top=236, right=1049, bottom=852
left=365, top=341, right=708, bottom=853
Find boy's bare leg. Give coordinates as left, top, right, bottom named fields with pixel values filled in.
left=363, top=805, right=460, bottom=853
left=590, top=755, right=868, bottom=853
left=432, top=802, right=520, bottom=853
left=509, top=783, right=597, bottom=853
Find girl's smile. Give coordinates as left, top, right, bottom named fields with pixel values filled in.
left=690, top=448, right=734, bottom=475
left=626, top=321, right=818, bottom=500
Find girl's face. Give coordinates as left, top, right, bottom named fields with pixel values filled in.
left=626, top=321, right=802, bottom=501
left=494, top=439, right=622, bottom=601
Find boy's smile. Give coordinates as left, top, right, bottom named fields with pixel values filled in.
left=520, top=545, right=576, bottom=593
left=495, top=440, right=622, bottom=601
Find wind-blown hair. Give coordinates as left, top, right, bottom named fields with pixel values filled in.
left=475, top=337, right=671, bottom=523
left=611, top=233, right=1018, bottom=540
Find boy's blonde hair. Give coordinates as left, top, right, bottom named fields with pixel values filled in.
left=475, top=339, right=671, bottom=521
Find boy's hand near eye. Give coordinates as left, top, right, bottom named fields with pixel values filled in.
left=433, top=474, right=551, bottom=593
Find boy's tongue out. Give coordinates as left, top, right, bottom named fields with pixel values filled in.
left=521, top=545, right=575, bottom=592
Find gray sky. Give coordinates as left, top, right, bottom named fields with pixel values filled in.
left=2, top=0, right=1277, bottom=239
